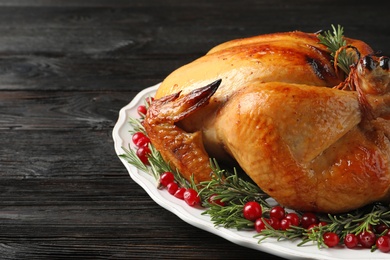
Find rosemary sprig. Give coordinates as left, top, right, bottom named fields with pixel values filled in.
left=331, top=204, right=390, bottom=237
left=317, top=24, right=357, bottom=75
left=120, top=145, right=149, bottom=174
left=199, top=159, right=271, bottom=208
left=252, top=204, right=390, bottom=249
left=256, top=224, right=305, bottom=243
left=127, top=116, right=145, bottom=134
left=203, top=202, right=254, bottom=229
left=198, top=160, right=273, bottom=229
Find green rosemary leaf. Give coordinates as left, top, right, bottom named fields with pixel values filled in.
left=318, top=25, right=345, bottom=52
left=147, top=145, right=167, bottom=181
left=127, top=116, right=145, bottom=134
left=119, top=145, right=149, bottom=173
left=255, top=224, right=306, bottom=243
left=202, top=202, right=254, bottom=229
left=317, top=24, right=355, bottom=75
left=199, top=159, right=271, bottom=209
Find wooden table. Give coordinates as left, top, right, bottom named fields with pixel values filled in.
left=0, top=1, right=388, bottom=259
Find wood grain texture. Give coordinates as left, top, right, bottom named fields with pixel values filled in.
left=0, top=0, right=388, bottom=259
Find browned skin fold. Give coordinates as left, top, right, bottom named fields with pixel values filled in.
left=144, top=30, right=390, bottom=213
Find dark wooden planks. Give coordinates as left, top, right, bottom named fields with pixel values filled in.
left=0, top=2, right=387, bottom=55
left=0, top=55, right=188, bottom=91
left=0, top=90, right=134, bottom=128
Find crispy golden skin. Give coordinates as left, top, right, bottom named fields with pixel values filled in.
left=144, top=31, right=390, bottom=213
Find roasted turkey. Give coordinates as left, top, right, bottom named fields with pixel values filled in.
left=143, top=30, right=390, bottom=213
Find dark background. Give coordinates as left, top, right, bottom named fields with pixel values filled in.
left=0, top=0, right=388, bottom=259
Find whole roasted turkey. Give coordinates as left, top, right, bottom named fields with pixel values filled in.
left=143, top=30, right=390, bottom=214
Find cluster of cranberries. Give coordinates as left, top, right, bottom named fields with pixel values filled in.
left=159, top=171, right=201, bottom=207
left=242, top=202, right=312, bottom=233
left=242, top=201, right=390, bottom=252
left=132, top=99, right=155, bottom=164
left=343, top=224, right=390, bottom=253
left=132, top=131, right=151, bottom=164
